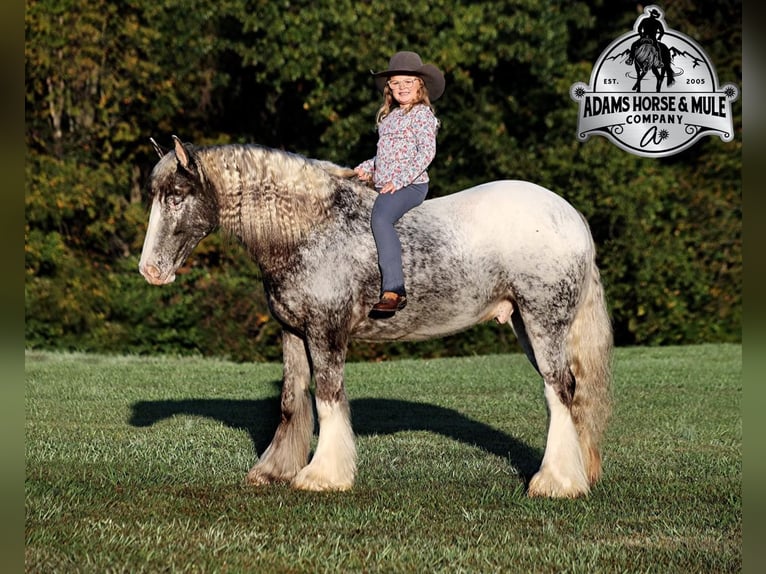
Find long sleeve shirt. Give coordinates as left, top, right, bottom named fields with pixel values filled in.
left=355, top=104, right=438, bottom=191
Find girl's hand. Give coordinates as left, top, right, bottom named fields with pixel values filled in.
left=354, top=167, right=372, bottom=181
left=380, top=182, right=397, bottom=194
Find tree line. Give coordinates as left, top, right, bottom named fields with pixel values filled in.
left=25, top=0, right=742, bottom=361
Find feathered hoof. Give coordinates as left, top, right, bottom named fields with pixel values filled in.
left=245, top=465, right=291, bottom=487
left=527, top=468, right=590, bottom=499
left=290, top=466, right=354, bottom=492
left=244, top=469, right=275, bottom=486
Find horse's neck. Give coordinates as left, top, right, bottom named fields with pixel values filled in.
left=200, top=146, right=341, bottom=266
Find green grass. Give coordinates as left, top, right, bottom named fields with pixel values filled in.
left=25, top=344, right=741, bottom=573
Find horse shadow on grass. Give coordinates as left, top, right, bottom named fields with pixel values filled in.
left=129, top=381, right=543, bottom=483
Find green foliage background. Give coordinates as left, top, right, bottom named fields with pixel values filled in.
left=25, top=0, right=742, bottom=362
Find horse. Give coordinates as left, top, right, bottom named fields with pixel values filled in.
left=628, top=37, right=675, bottom=92
left=138, top=136, right=613, bottom=498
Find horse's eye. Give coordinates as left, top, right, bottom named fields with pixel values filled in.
left=166, top=193, right=184, bottom=208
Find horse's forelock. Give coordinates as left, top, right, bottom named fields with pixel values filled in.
left=146, top=154, right=179, bottom=199
left=147, top=146, right=214, bottom=203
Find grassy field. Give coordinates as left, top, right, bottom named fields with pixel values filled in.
left=25, top=344, right=741, bottom=573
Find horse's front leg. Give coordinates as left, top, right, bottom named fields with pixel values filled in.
left=291, top=332, right=356, bottom=491
left=246, top=330, right=314, bottom=485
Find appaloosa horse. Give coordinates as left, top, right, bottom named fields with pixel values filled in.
left=139, top=136, right=613, bottom=498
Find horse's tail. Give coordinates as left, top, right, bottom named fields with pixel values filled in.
left=566, top=224, right=613, bottom=486
left=662, top=45, right=675, bottom=86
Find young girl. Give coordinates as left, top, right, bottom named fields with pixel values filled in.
left=354, top=51, right=445, bottom=317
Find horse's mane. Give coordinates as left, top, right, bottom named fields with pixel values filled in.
left=196, top=144, right=366, bottom=260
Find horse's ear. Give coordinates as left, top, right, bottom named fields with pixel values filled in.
left=172, top=135, right=194, bottom=172
left=150, top=137, right=165, bottom=158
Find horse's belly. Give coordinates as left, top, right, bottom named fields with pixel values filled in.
left=350, top=297, right=509, bottom=342
left=351, top=319, right=478, bottom=342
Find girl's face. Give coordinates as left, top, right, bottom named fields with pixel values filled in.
left=387, top=75, right=421, bottom=106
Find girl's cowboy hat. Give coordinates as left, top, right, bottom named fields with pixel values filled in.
left=372, top=51, right=445, bottom=100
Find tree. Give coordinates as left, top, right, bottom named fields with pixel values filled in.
left=24, top=0, right=742, bottom=359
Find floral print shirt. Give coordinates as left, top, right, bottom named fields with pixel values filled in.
left=355, top=104, right=438, bottom=191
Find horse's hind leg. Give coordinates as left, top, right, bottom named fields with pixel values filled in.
left=246, top=330, right=314, bottom=485
left=632, top=67, right=644, bottom=92
left=654, top=68, right=665, bottom=92
left=518, top=315, right=590, bottom=498
left=529, top=368, right=590, bottom=498
left=510, top=307, right=538, bottom=373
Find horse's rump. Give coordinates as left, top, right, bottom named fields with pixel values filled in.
left=634, top=39, right=663, bottom=69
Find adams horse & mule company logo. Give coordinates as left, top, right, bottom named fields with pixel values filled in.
left=570, top=5, right=739, bottom=157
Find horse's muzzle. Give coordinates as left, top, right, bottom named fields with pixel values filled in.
left=139, top=263, right=176, bottom=286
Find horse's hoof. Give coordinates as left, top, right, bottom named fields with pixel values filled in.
left=245, top=466, right=290, bottom=486
left=244, top=470, right=273, bottom=486
left=291, top=467, right=354, bottom=492
left=528, top=468, right=589, bottom=499
left=291, top=477, right=353, bottom=492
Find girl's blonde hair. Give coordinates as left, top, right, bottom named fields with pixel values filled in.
left=375, top=77, right=437, bottom=126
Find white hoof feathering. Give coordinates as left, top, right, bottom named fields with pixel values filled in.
left=245, top=453, right=299, bottom=486
left=245, top=466, right=271, bottom=485
left=291, top=399, right=356, bottom=492
left=529, top=384, right=590, bottom=498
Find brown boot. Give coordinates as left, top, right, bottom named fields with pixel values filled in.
left=369, top=291, right=407, bottom=318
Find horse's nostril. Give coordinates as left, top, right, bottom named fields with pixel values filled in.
left=141, top=264, right=161, bottom=280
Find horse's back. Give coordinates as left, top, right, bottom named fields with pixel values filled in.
left=419, top=180, right=592, bottom=258
left=347, top=180, right=597, bottom=341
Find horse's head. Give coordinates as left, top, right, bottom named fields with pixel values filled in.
left=138, top=136, right=219, bottom=285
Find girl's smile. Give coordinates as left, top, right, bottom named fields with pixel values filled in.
left=387, top=75, right=419, bottom=105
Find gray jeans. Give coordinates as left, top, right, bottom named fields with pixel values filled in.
left=370, top=182, right=429, bottom=295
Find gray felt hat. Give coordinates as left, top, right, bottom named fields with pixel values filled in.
left=372, top=51, right=445, bottom=100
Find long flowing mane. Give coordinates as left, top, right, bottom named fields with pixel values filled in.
left=196, top=144, right=365, bottom=259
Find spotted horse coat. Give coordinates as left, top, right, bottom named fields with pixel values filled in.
left=139, top=136, right=613, bottom=498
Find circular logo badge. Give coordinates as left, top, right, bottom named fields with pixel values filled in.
left=570, top=5, right=738, bottom=157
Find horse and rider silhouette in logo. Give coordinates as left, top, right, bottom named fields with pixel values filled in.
left=626, top=8, right=675, bottom=92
